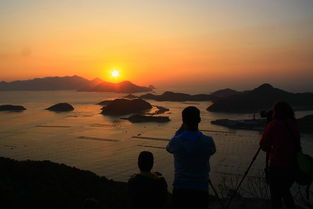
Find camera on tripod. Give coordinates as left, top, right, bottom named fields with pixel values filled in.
left=260, top=110, right=273, bottom=124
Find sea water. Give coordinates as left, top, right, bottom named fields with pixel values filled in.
left=1, top=90, right=313, bottom=197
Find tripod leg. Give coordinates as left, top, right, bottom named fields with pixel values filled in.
left=209, top=180, right=225, bottom=209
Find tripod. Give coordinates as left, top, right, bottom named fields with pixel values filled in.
left=224, top=147, right=262, bottom=209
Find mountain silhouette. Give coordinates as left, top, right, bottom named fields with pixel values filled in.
left=209, top=88, right=241, bottom=102
left=0, top=76, right=152, bottom=93
left=140, top=91, right=212, bottom=101
left=80, top=80, right=153, bottom=93
left=207, top=83, right=313, bottom=113
left=0, top=75, right=90, bottom=91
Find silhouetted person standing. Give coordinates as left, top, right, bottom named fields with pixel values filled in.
left=260, top=101, right=300, bottom=209
left=166, top=106, right=216, bottom=209
left=128, top=151, right=168, bottom=209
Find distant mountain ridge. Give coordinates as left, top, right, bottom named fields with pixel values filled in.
left=207, top=83, right=313, bottom=113
left=140, top=91, right=212, bottom=101
left=0, top=76, right=153, bottom=93
left=139, top=83, right=313, bottom=113
left=209, top=88, right=241, bottom=102
left=0, top=75, right=90, bottom=91
left=139, top=89, right=240, bottom=102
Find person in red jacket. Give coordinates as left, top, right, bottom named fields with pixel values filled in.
left=260, top=101, right=301, bottom=209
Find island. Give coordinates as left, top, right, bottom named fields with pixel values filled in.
left=0, top=105, right=26, bottom=112
left=97, top=100, right=114, bottom=106
left=152, top=106, right=170, bottom=115
left=46, top=103, right=74, bottom=112
left=100, top=99, right=152, bottom=115
left=123, top=94, right=138, bottom=99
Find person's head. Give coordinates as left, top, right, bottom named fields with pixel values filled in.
left=272, top=101, right=295, bottom=120
left=182, top=106, right=201, bottom=130
left=138, top=151, right=154, bottom=172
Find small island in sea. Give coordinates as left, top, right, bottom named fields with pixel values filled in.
left=98, top=98, right=171, bottom=122
left=0, top=105, right=26, bottom=112
left=100, top=98, right=152, bottom=115
left=46, top=103, right=75, bottom=112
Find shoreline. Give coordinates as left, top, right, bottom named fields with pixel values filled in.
left=211, top=115, right=313, bottom=134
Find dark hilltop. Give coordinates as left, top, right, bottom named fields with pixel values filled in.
left=0, top=157, right=129, bottom=209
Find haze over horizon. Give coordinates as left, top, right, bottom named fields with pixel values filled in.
left=1, top=0, right=313, bottom=92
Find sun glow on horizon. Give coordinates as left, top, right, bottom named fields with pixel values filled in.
left=111, top=70, right=119, bottom=78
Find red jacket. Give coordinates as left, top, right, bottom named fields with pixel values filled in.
left=260, top=119, right=300, bottom=168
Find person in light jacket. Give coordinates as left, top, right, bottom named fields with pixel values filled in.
left=166, top=106, right=216, bottom=209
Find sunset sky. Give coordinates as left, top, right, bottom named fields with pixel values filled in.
left=1, top=0, right=313, bottom=92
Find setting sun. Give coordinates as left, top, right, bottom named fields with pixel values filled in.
left=111, top=70, right=119, bottom=78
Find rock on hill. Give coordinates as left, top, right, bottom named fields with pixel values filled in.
left=207, top=83, right=313, bottom=113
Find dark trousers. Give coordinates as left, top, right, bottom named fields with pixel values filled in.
left=269, top=166, right=296, bottom=209
left=172, top=188, right=208, bottom=209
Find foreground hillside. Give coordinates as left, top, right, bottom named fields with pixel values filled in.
left=0, top=157, right=273, bottom=209
left=0, top=157, right=128, bottom=209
